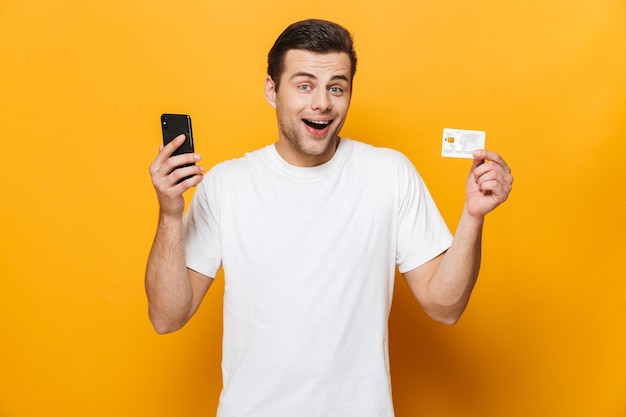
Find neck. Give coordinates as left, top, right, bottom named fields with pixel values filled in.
left=275, top=136, right=341, bottom=167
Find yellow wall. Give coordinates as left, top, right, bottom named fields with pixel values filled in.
left=1, top=0, right=625, bottom=416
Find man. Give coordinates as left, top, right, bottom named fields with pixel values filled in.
left=146, top=19, right=513, bottom=417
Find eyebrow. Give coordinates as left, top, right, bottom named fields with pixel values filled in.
left=290, top=71, right=350, bottom=84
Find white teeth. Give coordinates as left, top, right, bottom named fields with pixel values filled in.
left=307, top=120, right=330, bottom=125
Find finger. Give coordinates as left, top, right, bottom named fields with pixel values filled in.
left=473, top=149, right=511, bottom=174
left=155, top=135, right=187, bottom=166
left=149, top=135, right=187, bottom=175
left=474, top=160, right=506, bottom=180
left=477, top=165, right=513, bottom=191
left=159, top=166, right=205, bottom=193
left=481, top=180, right=511, bottom=203
left=151, top=149, right=201, bottom=182
left=472, top=158, right=512, bottom=187
left=471, top=154, right=485, bottom=172
left=162, top=134, right=187, bottom=157
left=166, top=152, right=202, bottom=171
left=174, top=166, right=205, bottom=186
left=477, top=169, right=513, bottom=197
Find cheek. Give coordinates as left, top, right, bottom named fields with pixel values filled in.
left=333, top=96, right=351, bottom=114
left=276, top=94, right=307, bottom=115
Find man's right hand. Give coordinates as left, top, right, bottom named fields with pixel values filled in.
left=149, top=134, right=204, bottom=217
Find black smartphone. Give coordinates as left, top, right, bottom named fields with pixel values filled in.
left=160, top=113, right=195, bottom=182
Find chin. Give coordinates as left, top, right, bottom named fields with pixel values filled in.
left=302, top=136, right=338, bottom=155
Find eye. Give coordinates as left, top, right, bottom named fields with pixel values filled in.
left=298, top=84, right=312, bottom=92
left=329, top=86, right=344, bottom=96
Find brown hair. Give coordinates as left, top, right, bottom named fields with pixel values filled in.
left=267, top=19, right=357, bottom=91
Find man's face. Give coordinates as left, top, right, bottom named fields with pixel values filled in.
left=265, top=49, right=352, bottom=167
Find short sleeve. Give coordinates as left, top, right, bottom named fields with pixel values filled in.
left=183, top=173, right=222, bottom=278
left=396, top=162, right=453, bottom=273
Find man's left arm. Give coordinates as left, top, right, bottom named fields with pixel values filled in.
left=403, top=150, right=513, bottom=325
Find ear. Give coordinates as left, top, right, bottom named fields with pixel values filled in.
left=264, top=76, right=277, bottom=109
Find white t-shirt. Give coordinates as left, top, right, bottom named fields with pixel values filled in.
left=184, top=138, right=453, bottom=417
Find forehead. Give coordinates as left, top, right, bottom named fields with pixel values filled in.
left=282, top=49, right=352, bottom=80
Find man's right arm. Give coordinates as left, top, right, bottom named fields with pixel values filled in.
left=145, top=215, right=213, bottom=334
left=145, top=135, right=210, bottom=334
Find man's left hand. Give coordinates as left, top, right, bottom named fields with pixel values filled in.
left=465, top=149, right=514, bottom=218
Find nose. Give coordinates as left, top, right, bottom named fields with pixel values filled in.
left=311, top=89, right=331, bottom=111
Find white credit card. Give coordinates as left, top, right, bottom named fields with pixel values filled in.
left=441, top=128, right=486, bottom=159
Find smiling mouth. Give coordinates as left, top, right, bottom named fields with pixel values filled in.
left=303, top=119, right=332, bottom=130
